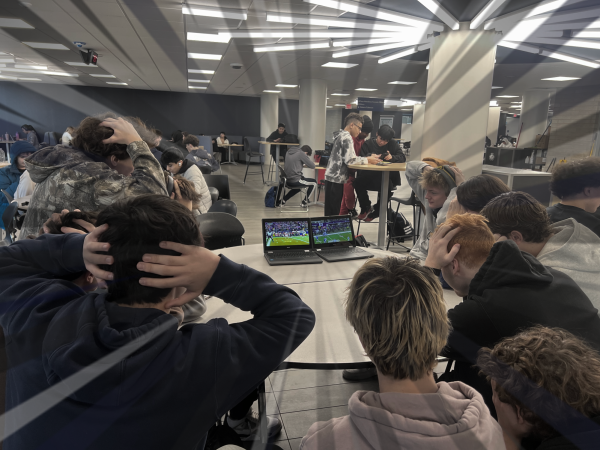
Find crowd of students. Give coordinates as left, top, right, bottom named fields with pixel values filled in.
left=1, top=112, right=600, bottom=449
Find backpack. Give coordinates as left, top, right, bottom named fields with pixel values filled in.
left=283, top=134, right=298, bottom=144
left=387, top=208, right=414, bottom=243
left=186, top=150, right=219, bottom=173
left=265, top=186, right=278, bottom=207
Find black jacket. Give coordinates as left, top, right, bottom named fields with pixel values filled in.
left=266, top=130, right=287, bottom=142
left=442, top=240, right=600, bottom=363
left=358, top=138, right=406, bottom=186
left=534, top=416, right=600, bottom=450
left=0, top=234, right=315, bottom=450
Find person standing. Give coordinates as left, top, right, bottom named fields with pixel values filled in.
left=324, top=113, right=380, bottom=216
left=21, top=124, right=40, bottom=150
left=266, top=123, right=288, bottom=163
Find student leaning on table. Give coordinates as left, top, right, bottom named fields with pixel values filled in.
left=300, top=257, right=504, bottom=450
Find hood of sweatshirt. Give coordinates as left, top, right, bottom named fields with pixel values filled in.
left=25, top=145, right=100, bottom=184
left=286, top=146, right=302, bottom=156
left=468, top=240, right=553, bottom=298
left=348, top=382, right=503, bottom=449
left=41, top=294, right=178, bottom=405
left=537, top=218, right=600, bottom=274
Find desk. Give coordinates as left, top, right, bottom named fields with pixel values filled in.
left=0, top=140, right=15, bottom=163
left=258, top=141, right=299, bottom=186
left=220, top=144, right=244, bottom=166
left=347, top=163, right=406, bottom=247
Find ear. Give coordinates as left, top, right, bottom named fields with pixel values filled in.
left=109, top=155, right=118, bottom=166
left=451, top=258, right=460, bottom=276
left=583, top=187, right=594, bottom=198
left=86, top=272, right=94, bottom=284
left=509, top=230, right=524, bottom=243
left=515, top=405, right=528, bottom=425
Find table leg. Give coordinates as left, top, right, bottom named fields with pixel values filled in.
left=221, top=146, right=238, bottom=165
left=275, top=145, right=280, bottom=182
left=265, top=143, right=279, bottom=186
left=377, top=172, right=390, bottom=247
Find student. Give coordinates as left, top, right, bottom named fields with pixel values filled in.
left=0, top=194, right=315, bottom=449
left=340, top=115, right=373, bottom=216
left=170, top=130, right=188, bottom=157
left=478, top=326, right=600, bottom=450
left=547, top=157, right=600, bottom=237
left=150, top=128, right=164, bottom=163
left=20, top=114, right=167, bottom=238
left=61, top=126, right=75, bottom=146
left=161, top=148, right=212, bottom=214
left=425, top=213, right=600, bottom=413
left=324, top=113, right=380, bottom=216
left=405, top=158, right=464, bottom=260
left=481, top=191, right=600, bottom=312
left=216, top=131, right=230, bottom=163
left=354, top=125, right=406, bottom=221
left=266, top=122, right=288, bottom=162
left=21, top=124, right=40, bottom=150
left=282, top=145, right=317, bottom=207
left=0, top=141, right=35, bottom=228
left=300, top=257, right=504, bottom=450
left=447, top=173, right=511, bottom=218
left=183, top=134, right=219, bottom=173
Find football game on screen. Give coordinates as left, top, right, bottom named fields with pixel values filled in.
left=265, top=220, right=311, bottom=247
left=311, top=218, right=353, bottom=245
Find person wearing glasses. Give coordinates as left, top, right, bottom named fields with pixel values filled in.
left=324, top=113, right=381, bottom=216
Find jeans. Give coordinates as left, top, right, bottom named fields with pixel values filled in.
left=283, top=176, right=316, bottom=202
left=324, top=181, right=344, bottom=216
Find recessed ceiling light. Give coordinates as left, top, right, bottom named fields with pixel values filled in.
left=331, top=93, right=350, bottom=96
left=263, top=90, right=281, bottom=93
left=0, top=18, right=33, bottom=29
left=0, top=75, right=18, bottom=80
left=187, top=32, right=231, bottom=43
left=65, top=61, right=98, bottom=67
left=326, top=106, right=333, bottom=108
left=1, top=68, right=77, bottom=76
left=182, top=6, right=247, bottom=21
left=275, top=84, right=298, bottom=88
left=388, top=81, right=417, bottom=85
left=189, top=69, right=215, bottom=74
left=189, top=86, right=207, bottom=89
left=14, top=65, right=47, bottom=70
left=401, top=109, right=412, bottom=111
left=541, top=76, right=581, bottom=81
left=0, top=58, right=15, bottom=63
left=322, top=62, right=358, bottom=68
left=510, top=105, right=522, bottom=108
left=496, top=95, right=519, bottom=98
left=18, top=77, right=41, bottom=81
left=253, top=41, right=331, bottom=52
left=334, top=104, right=347, bottom=106
left=491, top=86, right=503, bottom=89
left=187, top=53, right=222, bottom=61
left=511, top=102, right=522, bottom=104
left=107, top=82, right=128, bottom=85
left=188, top=79, right=210, bottom=83
left=23, top=42, right=69, bottom=50
left=90, top=74, right=116, bottom=78
left=355, top=88, right=377, bottom=91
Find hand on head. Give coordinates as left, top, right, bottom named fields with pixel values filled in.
left=493, top=233, right=508, bottom=243
left=100, top=117, right=142, bottom=146
left=82, top=224, right=114, bottom=281
left=449, top=166, right=465, bottom=186
left=424, top=224, right=461, bottom=270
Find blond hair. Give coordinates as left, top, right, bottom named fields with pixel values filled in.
left=345, top=257, right=450, bottom=380
left=420, top=170, right=453, bottom=196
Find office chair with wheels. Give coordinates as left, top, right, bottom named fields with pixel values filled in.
left=195, top=212, right=245, bottom=250
left=208, top=199, right=237, bottom=216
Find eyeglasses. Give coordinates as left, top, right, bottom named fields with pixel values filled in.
left=353, top=123, right=362, bottom=131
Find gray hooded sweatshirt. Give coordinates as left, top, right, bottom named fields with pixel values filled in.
left=537, top=218, right=600, bottom=314
left=284, top=146, right=315, bottom=183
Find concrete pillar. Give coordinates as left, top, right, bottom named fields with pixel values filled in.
left=410, top=104, right=426, bottom=161
left=518, top=89, right=551, bottom=148
left=260, top=93, right=279, bottom=139
left=421, top=23, right=498, bottom=178
left=298, top=79, right=327, bottom=151
left=487, top=106, right=501, bottom=145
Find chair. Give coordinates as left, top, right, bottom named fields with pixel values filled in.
left=278, top=165, right=309, bottom=212
left=198, top=165, right=212, bottom=175
left=2, top=201, right=19, bottom=244
left=1, top=189, right=13, bottom=203
left=43, top=131, right=60, bottom=146
left=208, top=187, right=219, bottom=204
left=204, top=174, right=230, bottom=200
left=208, top=199, right=237, bottom=216
left=386, top=191, right=422, bottom=251
left=195, top=212, right=245, bottom=250
left=243, top=137, right=265, bottom=184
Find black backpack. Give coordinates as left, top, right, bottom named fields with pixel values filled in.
left=387, top=208, right=414, bottom=243
left=203, top=419, right=244, bottom=450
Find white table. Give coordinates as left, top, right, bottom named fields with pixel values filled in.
left=220, top=143, right=244, bottom=166
left=259, top=141, right=299, bottom=186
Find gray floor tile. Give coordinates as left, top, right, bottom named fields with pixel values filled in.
left=288, top=438, right=303, bottom=450
left=270, top=368, right=360, bottom=392
left=281, top=405, right=349, bottom=439
left=274, top=381, right=378, bottom=414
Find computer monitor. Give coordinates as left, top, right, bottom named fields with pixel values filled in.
left=262, top=218, right=312, bottom=250
left=310, top=215, right=355, bottom=247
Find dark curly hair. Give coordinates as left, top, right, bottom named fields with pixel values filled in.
left=71, top=112, right=157, bottom=160
left=478, top=326, right=600, bottom=441
left=550, top=157, right=600, bottom=199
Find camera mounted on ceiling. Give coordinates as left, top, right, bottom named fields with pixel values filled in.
left=79, top=48, right=98, bottom=66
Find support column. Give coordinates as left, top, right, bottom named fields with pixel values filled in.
left=298, top=79, right=327, bottom=151
left=260, top=93, right=279, bottom=139
left=410, top=104, right=425, bottom=161
left=421, top=22, right=498, bottom=178
left=518, top=89, right=551, bottom=148
left=487, top=106, right=501, bottom=145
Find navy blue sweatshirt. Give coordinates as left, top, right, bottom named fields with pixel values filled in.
left=0, top=234, right=315, bottom=450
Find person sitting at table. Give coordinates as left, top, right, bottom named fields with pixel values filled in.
left=266, top=123, right=288, bottom=162
left=0, top=141, right=35, bottom=229
left=324, top=114, right=380, bottom=216
left=0, top=194, right=316, bottom=449
left=183, top=134, right=219, bottom=173
left=300, top=256, right=504, bottom=450
left=19, top=114, right=167, bottom=239
left=21, top=124, right=40, bottom=150
left=161, top=148, right=212, bottom=214
left=405, top=157, right=464, bottom=260
left=216, top=131, right=230, bottom=164
left=353, top=125, right=406, bottom=222
left=445, top=173, right=511, bottom=219
left=478, top=326, right=600, bottom=450
left=546, top=157, right=600, bottom=237
left=425, top=213, right=600, bottom=415
left=281, top=145, right=317, bottom=207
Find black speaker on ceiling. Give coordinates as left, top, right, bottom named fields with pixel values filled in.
left=79, top=49, right=98, bottom=66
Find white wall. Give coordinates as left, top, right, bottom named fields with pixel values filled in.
left=401, top=123, right=412, bottom=142
left=325, top=108, right=343, bottom=143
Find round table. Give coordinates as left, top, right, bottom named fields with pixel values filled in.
left=258, top=141, right=299, bottom=186
left=347, top=162, right=406, bottom=247
left=220, top=144, right=244, bottom=166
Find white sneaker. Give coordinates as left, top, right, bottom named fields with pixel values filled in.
left=227, top=409, right=282, bottom=441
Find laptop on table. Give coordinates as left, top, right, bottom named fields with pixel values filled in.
left=262, top=218, right=322, bottom=266
left=310, top=215, right=373, bottom=262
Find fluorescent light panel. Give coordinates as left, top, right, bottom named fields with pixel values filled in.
left=331, top=93, right=350, bottom=96
left=378, top=43, right=432, bottom=64
left=389, top=81, right=417, bottom=85
left=333, top=37, right=414, bottom=47
left=0, top=58, right=15, bottom=63
left=107, top=82, right=127, bottom=85
left=223, top=31, right=398, bottom=39
left=417, top=0, right=459, bottom=30
left=0, top=75, right=17, bottom=80
left=496, top=95, right=519, bottom=97
left=355, top=88, right=377, bottom=91
left=14, top=65, right=47, bottom=70
left=65, top=62, right=98, bottom=67
left=187, top=32, right=231, bottom=43
left=492, top=86, right=503, bottom=89
left=188, top=79, right=210, bottom=83
left=484, top=0, right=591, bottom=29
left=182, top=6, right=247, bottom=20
left=0, top=18, right=33, bottom=28
left=23, top=42, right=69, bottom=50
left=541, top=76, right=581, bottom=81
left=187, top=53, right=222, bottom=60
left=322, top=62, right=357, bottom=68
left=90, top=74, right=116, bottom=78
left=263, top=90, right=280, bottom=93
left=19, top=78, right=41, bottom=81
left=333, top=41, right=411, bottom=58
left=253, top=41, right=330, bottom=52
left=266, top=13, right=410, bottom=32
left=276, top=84, right=298, bottom=88
left=0, top=68, right=78, bottom=76
left=470, top=0, right=510, bottom=29
left=516, top=36, right=600, bottom=50
left=334, top=104, right=347, bottom=106
left=189, top=86, right=207, bottom=89
left=189, top=69, right=215, bottom=74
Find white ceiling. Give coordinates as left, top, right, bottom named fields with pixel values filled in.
left=0, top=0, right=598, bottom=112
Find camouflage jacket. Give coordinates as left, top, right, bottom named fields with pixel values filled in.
left=324, top=130, right=368, bottom=184
left=20, top=141, right=167, bottom=238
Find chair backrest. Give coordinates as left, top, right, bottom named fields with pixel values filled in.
left=197, top=136, right=214, bottom=155
left=208, top=199, right=237, bottom=216
left=1, top=189, right=13, bottom=203
left=199, top=165, right=212, bottom=175
left=244, top=136, right=261, bottom=153
left=2, top=201, right=19, bottom=242
left=208, top=187, right=219, bottom=204
left=195, top=212, right=245, bottom=250
left=204, top=174, right=230, bottom=200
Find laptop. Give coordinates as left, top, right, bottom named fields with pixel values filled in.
left=262, top=218, right=323, bottom=266
left=310, top=215, right=373, bottom=262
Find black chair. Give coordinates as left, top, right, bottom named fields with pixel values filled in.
left=195, top=212, right=245, bottom=250
left=199, top=165, right=212, bottom=175
left=387, top=191, right=423, bottom=251
left=278, top=165, right=309, bottom=211
left=243, top=137, right=265, bottom=184
left=204, top=174, right=230, bottom=200
left=208, top=187, right=219, bottom=204
left=208, top=199, right=237, bottom=216
left=2, top=201, right=19, bottom=244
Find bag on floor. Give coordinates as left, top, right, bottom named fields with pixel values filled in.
left=354, top=234, right=369, bottom=248
left=265, top=187, right=278, bottom=208
left=387, top=208, right=414, bottom=243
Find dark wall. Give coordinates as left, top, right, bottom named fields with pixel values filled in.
left=0, top=82, right=280, bottom=140
left=341, top=109, right=412, bottom=140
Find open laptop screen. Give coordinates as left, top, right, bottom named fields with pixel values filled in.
left=263, top=219, right=312, bottom=249
left=310, top=216, right=355, bottom=248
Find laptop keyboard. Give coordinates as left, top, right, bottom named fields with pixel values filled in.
left=271, top=252, right=317, bottom=258
left=319, top=247, right=365, bottom=255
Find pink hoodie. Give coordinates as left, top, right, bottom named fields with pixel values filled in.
left=299, top=381, right=505, bottom=450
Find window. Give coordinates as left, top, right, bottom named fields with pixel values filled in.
left=402, top=115, right=412, bottom=124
